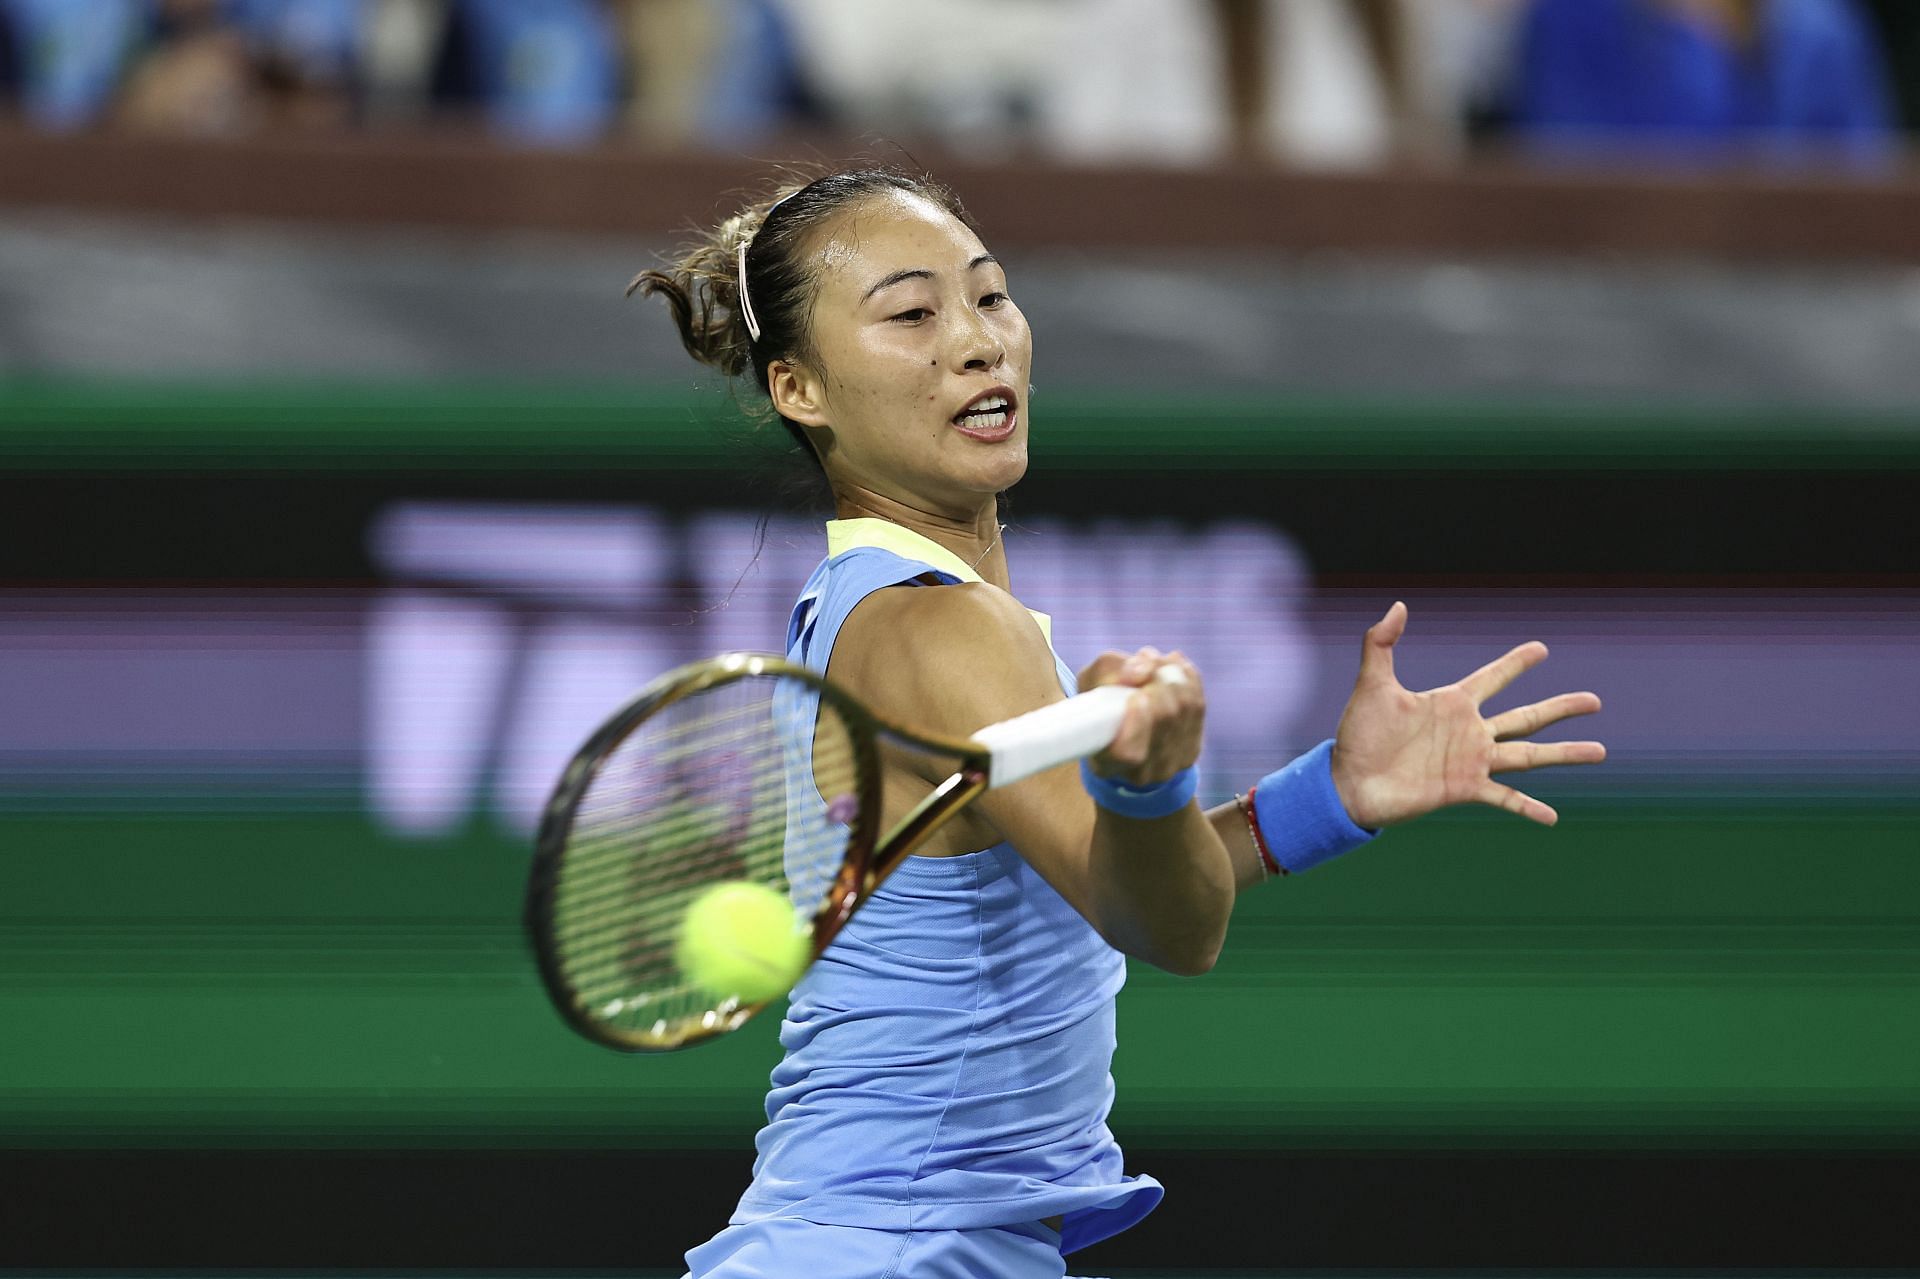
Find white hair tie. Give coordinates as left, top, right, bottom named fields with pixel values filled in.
left=736, top=234, right=762, bottom=343
left=737, top=191, right=803, bottom=346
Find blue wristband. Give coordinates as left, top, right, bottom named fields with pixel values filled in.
left=1080, top=759, right=1199, bottom=820
left=1252, top=739, right=1377, bottom=874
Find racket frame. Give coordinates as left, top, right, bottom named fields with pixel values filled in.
left=525, top=651, right=996, bottom=1052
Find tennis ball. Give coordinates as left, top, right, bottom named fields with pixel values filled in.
left=675, top=881, right=810, bottom=1004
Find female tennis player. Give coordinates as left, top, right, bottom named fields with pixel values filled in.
left=634, top=166, right=1605, bottom=1278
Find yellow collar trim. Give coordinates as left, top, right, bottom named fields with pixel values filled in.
left=823, top=517, right=1053, bottom=645
left=826, top=517, right=983, bottom=584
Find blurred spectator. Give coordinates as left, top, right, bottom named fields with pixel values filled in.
left=0, top=0, right=148, bottom=130
left=1040, top=0, right=1470, bottom=168
left=361, top=0, right=445, bottom=124
left=778, top=0, right=1414, bottom=167
left=436, top=0, right=618, bottom=146
left=1859, top=0, right=1920, bottom=135
left=1208, top=0, right=1398, bottom=166
left=694, top=0, right=815, bottom=146
left=1031, top=0, right=1224, bottom=165
left=610, top=0, right=716, bottom=143
left=724, top=0, right=1512, bottom=168
left=1508, top=0, right=1897, bottom=169
left=115, top=0, right=358, bottom=134
left=775, top=0, right=1065, bottom=154
left=1215, top=0, right=1421, bottom=163
left=116, top=0, right=261, bottom=134
left=230, top=0, right=362, bottom=122
left=1374, top=0, right=1534, bottom=161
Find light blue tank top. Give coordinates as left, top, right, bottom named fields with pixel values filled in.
left=729, top=532, right=1163, bottom=1256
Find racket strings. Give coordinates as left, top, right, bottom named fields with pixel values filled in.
left=558, top=768, right=853, bottom=1013
left=545, top=673, right=864, bottom=1042
left=555, top=748, right=802, bottom=903
left=552, top=797, right=830, bottom=956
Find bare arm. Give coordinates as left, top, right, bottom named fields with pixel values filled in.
left=1208, top=797, right=1274, bottom=895
left=831, top=581, right=1236, bottom=976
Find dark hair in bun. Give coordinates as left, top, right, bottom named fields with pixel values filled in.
left=628, top=164, right=976, bottom=465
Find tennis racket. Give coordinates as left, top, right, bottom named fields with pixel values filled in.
left=524, top=650, right=1184, bottom=1052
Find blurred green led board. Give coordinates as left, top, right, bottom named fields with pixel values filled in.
left=2, top=803, right=1916, bottom=1149
left=6, top=379, right=1920, bottom=471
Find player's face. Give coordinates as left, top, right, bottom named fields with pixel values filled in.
left=776, top=191, right=1033, bottom=517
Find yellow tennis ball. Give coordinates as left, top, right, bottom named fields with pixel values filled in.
left=675, top=881, right=810, bottom=1004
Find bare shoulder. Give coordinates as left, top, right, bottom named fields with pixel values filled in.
left=831, top=579, right=1063, bottom=736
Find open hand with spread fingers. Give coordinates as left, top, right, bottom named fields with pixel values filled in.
left=1328, top=602, right=1606, bottom=830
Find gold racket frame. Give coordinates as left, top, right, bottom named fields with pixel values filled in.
left=525, top=652, right=997, bottom=1052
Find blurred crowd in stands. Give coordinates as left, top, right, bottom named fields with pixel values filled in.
left=1, top=0, right=1913, bottom=171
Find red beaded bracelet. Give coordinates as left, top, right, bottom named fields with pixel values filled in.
left=1238, top=787, right=1283, bottom=878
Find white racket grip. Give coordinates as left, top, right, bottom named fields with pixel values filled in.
left=972, top=666, right=1188, bottom=788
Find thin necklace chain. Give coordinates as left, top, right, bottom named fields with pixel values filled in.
left=968, top=523, right=1007, bottom=571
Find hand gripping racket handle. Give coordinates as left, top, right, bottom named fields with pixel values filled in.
left=970, top=666, right=1188, bottom=788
